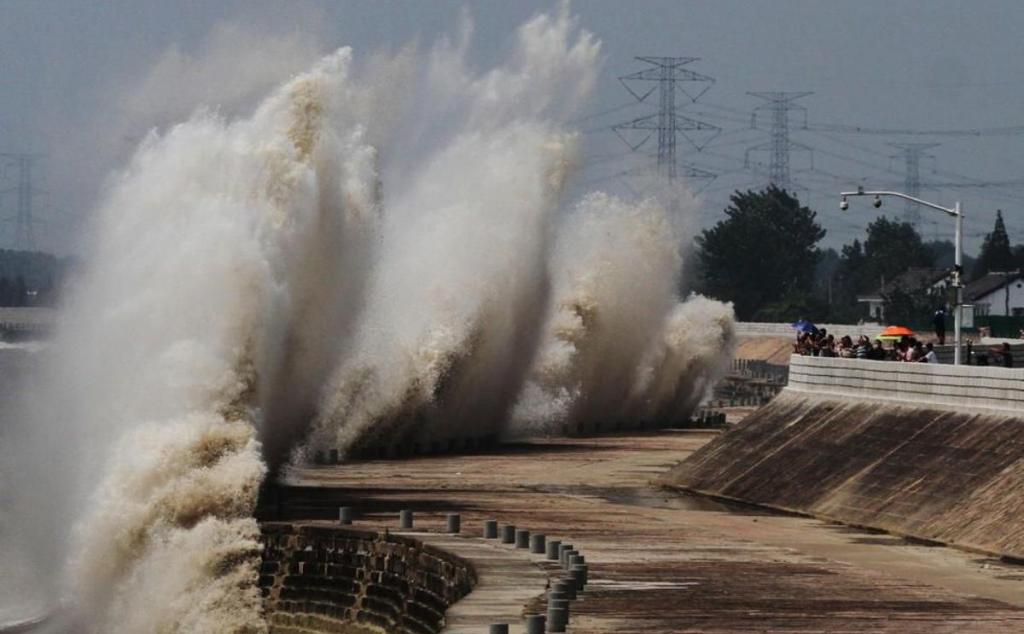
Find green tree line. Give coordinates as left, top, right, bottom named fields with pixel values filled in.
left=695, top=187, right=1014, bottom=323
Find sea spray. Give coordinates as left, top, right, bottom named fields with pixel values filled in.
left=59, top=50, right=378, bottom=631
left=510, top=191, right=734, bottom=435
left=35, top=6, right=736, bottom=632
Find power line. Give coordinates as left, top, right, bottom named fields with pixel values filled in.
left=809, top=122, right=1024, bottom=137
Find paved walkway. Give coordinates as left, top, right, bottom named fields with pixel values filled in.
left=282, top=431, right=1024, bottom=633
left=406, top=532, right=547, bottom=633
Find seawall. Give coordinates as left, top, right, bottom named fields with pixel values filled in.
left=259, top=524, right=475, bottom=634
left=666, top=355, right=1024, bottom=559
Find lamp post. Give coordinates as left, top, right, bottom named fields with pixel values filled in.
left=839, top=188, right=964, bottom=365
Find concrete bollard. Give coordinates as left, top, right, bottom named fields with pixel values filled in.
left=570, top=564, right=587, bottom=590
left=484, top=519, right=499, bottom=539
left=488, top=625, right=509, bottom=634
left=561, top=549, right=578, bottom=569
left=546, top=606, right=567, bottom=633
left=548, top=599, right=569, bottom=632
left=547, top=590, right=568, bottom=605
left=546, top=539, right=561, bottom=560
left=524, top=614, right=545, bottom=634
left=557, top=543, right=573, bottom=566
left=558, top=577, right=577, bottom=600
left=530, top=533, right=546, bottom=554
left=338, top=506, right=354, bottom=525
left=515, top=529, right=530, bottom=549
left=501, top=524, right=516, bottom=544
left=399, top=509, right=414, bottom=530
left=446, top=513, right=461, bottom=534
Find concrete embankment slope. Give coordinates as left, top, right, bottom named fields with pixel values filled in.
left=667, top=355, right=1024, bottom=559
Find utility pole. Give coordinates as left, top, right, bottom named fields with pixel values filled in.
left=0, top=153, right=45, bottom=252
left=888, top=143, right=939, bottom=229
left=613, top=57, right=719, bottom=182
left=745, top=92, right=813, bottom=191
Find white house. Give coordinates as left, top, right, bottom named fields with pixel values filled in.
left=966, top=271, right=1024, bottom=319
left=856, top=268, right=953, bottom=323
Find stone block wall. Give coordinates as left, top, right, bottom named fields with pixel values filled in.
left=259, top=524, right=476, bottom=634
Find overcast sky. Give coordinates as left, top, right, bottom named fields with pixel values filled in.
left=3, top=0, right=1024, bottom=254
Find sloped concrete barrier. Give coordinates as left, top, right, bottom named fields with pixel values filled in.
left=668, top=355, right=1024, bottom=559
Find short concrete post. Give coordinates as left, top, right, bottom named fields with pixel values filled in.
left=557, top=543, right=573, bottom=566
left=548, top=599, right=569, bottom=632
left=570, top=564, right=587, bottom=590
left=546, top=539, right=561, bottom=560
left=484, top=519, right=499, bottom=539
left=501, top=524, right=516, bottom=544
left=561, top=549, right=578, bottom=569
left=446, top=513, right=461, bottom=534
left=558, top=577, right=577, bottom=600
left=547, top=590, right=568, bottom=604
left=524, top=614, right=545, bottom=634
left=338, top=506, right=354, bottom=525
left=546, top=606, right=567, bottom=632
left=488, top=625, right=508, bottom=634
left=515, top=529, right=530, bottom=549
left=530, top=533, right=546, bottom=554
left=569, top=554, right=585, bottom=569
left=399, top=509, right=413, bottom=529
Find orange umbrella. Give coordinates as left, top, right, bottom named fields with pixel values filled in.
left=876, top=325, right=915, bottom=340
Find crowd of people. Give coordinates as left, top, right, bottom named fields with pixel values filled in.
left=794, top=329, right=939, bottom=362
left=794, top=328, right=1015, bottom=367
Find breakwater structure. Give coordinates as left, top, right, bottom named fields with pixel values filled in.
left=0, top=307, right=53, bottom=342
left=666, top=354, right=1024, bottom=560
left=258, top=524, right=476, bottom=634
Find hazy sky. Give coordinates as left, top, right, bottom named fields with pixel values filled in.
left=3, top=0, right=1024, bottom=254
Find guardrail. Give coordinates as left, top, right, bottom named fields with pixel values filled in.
left=787, top=354, right=1024, bottom=414
left=735, top=321, right=880, bottom=339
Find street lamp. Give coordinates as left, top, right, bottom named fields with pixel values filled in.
left=839, top=187, right=965, bottom=365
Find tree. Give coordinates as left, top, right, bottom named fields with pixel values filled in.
left=925, top=239, right=976, bottom=275
left=825, top=218, right=933, bottom=322
left=830, top=239, right=870, bottom=321
left=697, top=186, right=825, bottom=320
left=862, top=216, right=933, bottom=283
left=973, top=210, right=1015, bottom=279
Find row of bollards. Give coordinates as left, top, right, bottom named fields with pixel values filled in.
left=334, top=508, right=588, bottom=633
left=337, top=507, right=465, bottom=533
left=485, top=519, right=588, bottom=633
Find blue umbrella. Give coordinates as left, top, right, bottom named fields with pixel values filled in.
left=791, top=319, right=818, bottom=334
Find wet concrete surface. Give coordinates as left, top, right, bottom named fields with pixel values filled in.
left=278, top=430, right=1024, bottom=632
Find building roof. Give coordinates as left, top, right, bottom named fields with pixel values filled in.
left=965, top=271, right=1024, bottom=302
left=857, top=268, right=951, bottom=303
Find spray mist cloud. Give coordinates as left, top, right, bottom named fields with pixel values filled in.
left=34, top=6, right=733, bottom=632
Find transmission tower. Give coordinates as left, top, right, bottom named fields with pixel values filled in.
left=612, top=57, right=719, bottom=182
left=888, top=143, right=939, bottom=228
left=744, top=92, right=813, bottom=191
left=0, top=153, right=45, bottom=252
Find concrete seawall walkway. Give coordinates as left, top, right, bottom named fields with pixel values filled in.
left=281, top=431, right=1024, bottom=633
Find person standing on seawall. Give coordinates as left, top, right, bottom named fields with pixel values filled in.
left=932, top=308, right=946, bottom=346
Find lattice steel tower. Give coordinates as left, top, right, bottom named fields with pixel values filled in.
left=613, top=57, right=719, bottom=182
left=745, top=92, right=813, bottom=191
left=0, top=153, right=44, bottom=252
left=889, top=143, right=939, bottom=228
